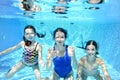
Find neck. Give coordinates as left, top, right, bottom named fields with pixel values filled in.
left=87, top=55, right=96, bottom=64
left=55, top=44, right=65, bottom=52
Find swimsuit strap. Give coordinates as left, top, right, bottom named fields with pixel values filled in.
left=34, top=42, right=38, bottom=51
left=24, top=42, right=38, bottom=51
left=65, top=45, right=68, bottom=56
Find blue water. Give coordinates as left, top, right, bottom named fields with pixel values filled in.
left=0, top=0, right=120, bottom=80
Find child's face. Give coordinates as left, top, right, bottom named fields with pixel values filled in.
left=55, top=31, right=65, bottom=45
left=86, top=44, right=96, bottom=57
left=24, top=28, right=36, bottom=41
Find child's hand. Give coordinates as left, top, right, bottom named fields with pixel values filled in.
left=39, top=61, right=45, bottom=68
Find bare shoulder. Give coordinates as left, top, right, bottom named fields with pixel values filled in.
left=96, top=57, right=104, bottom=64
left=36, top=42, right=42, bottom=51
left=80, top=56, right=86, bottom=61
left=78, top=56, right=86, bottom=64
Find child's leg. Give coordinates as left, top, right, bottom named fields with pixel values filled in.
left=94, top=73, right=103, bottom=80
left=81, top=72, right=87, bottom=80
left=6, top=61, right=25, bottom=78
left=32, top=64, right=41, bottom=80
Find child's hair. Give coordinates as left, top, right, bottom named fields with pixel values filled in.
left=85, top=40, right=99, bottom=55
left=53, top=27, right=67, bottom=39
left=23, top=25, right=45, bottom=46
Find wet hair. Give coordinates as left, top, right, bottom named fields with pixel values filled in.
left=85, top=40, right=99, bottom=55
left=23, top=25, right=45, bottom=46
left=53, top=27, right=67, bottom=39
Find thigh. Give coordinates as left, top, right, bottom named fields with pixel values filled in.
left=64, top=71, right=74, bottom=80
left=8, top=61, right=25, bottom=72
left=32, top=64, right=41, bottom=80
left=81, top=72, right=87, bottom=80
left=6, top=61, right=25, bottom=78
left=94, top=73, right=103, bottom=80
left=50, top=70, right=60, bottom=80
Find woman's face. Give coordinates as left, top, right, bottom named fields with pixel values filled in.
left=24, top=28, right=36, bottom=41
left=55, top=31, right=65, bottom=45
left=86, top=44, right=96, bottom=57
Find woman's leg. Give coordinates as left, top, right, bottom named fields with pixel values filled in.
left=6, top=61, right=25, bottom=78
left=64, top=71, right=74, bottom=80
left=50, top=70, right=60, bottom=80
left=32, top=64, right=41, bottom=80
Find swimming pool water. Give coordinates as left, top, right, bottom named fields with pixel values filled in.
left=0, top=0, right=120, bottom=80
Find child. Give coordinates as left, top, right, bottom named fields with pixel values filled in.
left=0, top=25, right=45, bottom=80
left=46, top=27, right=77, bottom=80
left=76, top=40, right=111, bottom=80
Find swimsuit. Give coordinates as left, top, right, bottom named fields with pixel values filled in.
left=53, top=45, right=72, bottom=78
left=22, top=43, right=38, bottom=66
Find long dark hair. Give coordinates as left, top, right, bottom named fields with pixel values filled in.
left=23, top=25, right=45, bottom=46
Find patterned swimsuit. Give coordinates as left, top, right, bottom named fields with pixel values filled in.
left=22, top=43, right=38, bottom=66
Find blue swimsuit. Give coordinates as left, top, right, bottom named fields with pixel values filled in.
left=53, top=45, right=72, bottom=78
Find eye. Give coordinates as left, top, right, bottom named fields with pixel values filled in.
left=55, top=36, right=59, bottom=38
left=86, top=49, right=89, bottom=51
left=61, top=36, right=64, bottom=38
left=25, top=33, right=29, bottom=35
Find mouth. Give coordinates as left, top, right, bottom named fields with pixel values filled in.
left=58, top=41, right=62, bottom=43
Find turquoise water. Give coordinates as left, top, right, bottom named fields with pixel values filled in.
left=0, top=0, right=120, bottom=80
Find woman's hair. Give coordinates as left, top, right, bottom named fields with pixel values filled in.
left=85, top=40, right=99, bottom=55
left=23, top=25, right=45, bottom=46
left=53, top=27, right=67, bottom=39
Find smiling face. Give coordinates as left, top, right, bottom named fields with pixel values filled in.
left=55, top=31, right=65, bottom=45
left=24, top=28, right=36, bottom=42
left=86, top=44, right=97, bottom=58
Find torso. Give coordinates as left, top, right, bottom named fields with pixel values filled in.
left=52, top=45, right=72, bottom=78
left=22, top=42, right=38, bottom=66
left=81, top=56, right=100, bottom=76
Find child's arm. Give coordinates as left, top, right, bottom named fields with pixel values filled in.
left=46, top=48, right=53, bottom=71
left=76, top=58, right=83, bottom=80
left=0, top=41, right=23, bottom=56
left=37, top=44, right=44, bottom=67
left=99, top=58, right=111, bottom=80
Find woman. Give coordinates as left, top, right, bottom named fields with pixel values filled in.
left=46, top=27, right=77, bottom=80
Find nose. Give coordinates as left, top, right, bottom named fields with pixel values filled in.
left=88, top=50, right=93, bottom=54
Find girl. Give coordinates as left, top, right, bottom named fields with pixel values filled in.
left=46, top=27, right=77, bottom=80
left=0, top=25, right=45, bottom=80
left=76, top=40, right=111, bottom=80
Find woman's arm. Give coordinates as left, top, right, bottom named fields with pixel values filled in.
left=68, top=46, right=77, bottom=69
left=0, top=41, right=23, bottom=56
left=99, top=58, right=111, bottom=80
